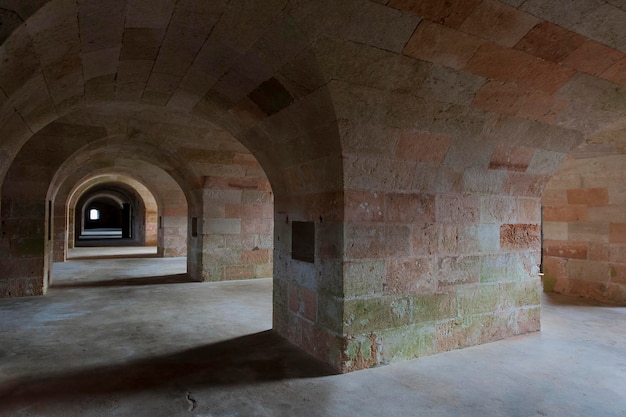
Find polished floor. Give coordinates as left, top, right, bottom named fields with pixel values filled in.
left=0, top=249, right=624, bottom=416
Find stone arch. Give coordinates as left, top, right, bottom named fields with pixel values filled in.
left=2, top=0, right=626, bottom=374
left=72, top=182, right=154, bottom=245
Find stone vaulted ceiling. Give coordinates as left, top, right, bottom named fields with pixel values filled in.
left=0, top=0, right=625, bottom=195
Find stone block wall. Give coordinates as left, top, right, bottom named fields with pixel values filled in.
left=200, top=175, right=273, bottom=281
left=341, top=189, right=542, bottom=369
left=542, top=154, right=626, bottom=304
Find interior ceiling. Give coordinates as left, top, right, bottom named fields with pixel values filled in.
left=0, top=0, right=625, bottom=190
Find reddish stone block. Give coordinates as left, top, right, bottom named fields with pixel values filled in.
left=543, top=240, right=588, bottom=259
left=465, top=43, right=535, bottom=82
left=224, top=265, right=255, bottom=280
left=514, top=22, right=586, bottom=63
left=241, top=248, right=271, bottom=264
left=503, top=172, right=552, bottom=197
left=394, top=129, right=451, bottom=163
left=542, top=256, right=568, bottom=280
left=384, top=193, right=435, bottom=223
left=489, top=145, right=535, bottom=172
left=566, top=188, right=609, bottom=206
left=459, top=0, right=541, bottom=47
left=601, top=56, right=626, bottom=86
left=561, top=41, right=624, bottom=76
left=588, top=242, right=609, bottom=262
left=345, top=224, right=412, bottom=259
left=516, top=198, right=541, bottom=223
left=435, top=194, right=480, bottom=224
left=344, top=190, right=384, bottom=223
left=500, top=224, right=541, bottom=250
left=385, top=257, right=436, bottom=295
left=515, top=91, right=568, bottom=124
left=610, top=263, right=626, bottom=285
left=402, top=20, right=484, bottom=70
left=542, top=205, right=588, bottom=222
left=609, top=223, right=626, bottom=244
left=517, top=60, right=577, bottom=94
left=472, top=81, right=527, bottom=116
left=388, top=0, right=482, bottom=28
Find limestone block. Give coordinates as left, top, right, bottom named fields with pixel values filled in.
left=288, top=283, right=317, bottom=321
left=388, top=0, right=482, bottom=29
left=543, top=205, right=588, bottom=222
left=562, top=40, right=623, bottom=76
left=503, top=172, right=551, bottom=197
left=542, top=222, right=568, bottom=241
left=11, top=75, right=58, bottom=132
left=77, top=0, right=125, bottom=53
left=343, top=295, right=411, bottom=334
left=462, top=167, right=507, bottom=195
left=543, top=240, right=588, bottom=259
left=570, top=4, right=626, bottom=54
left=343, top=260, right=385, bottom=298
left=384, top=193, right=435, bottom=223
left=344, top=223, right=412, bottom=259
left=315, top=37, right=431, bottom=96
left=411, top=292, right=459, bottom=323
left=466, top=43, right=535, bottom=83
left=609, top=223, right=626, bottom=244
left=292, top=0, right=419, bottom=53
left=343, top=155, right=415, bottom=191
left=437, top=255, right=480, bottom=286
left=480, top=196, right=516, bottom=224
left=568, top=222, right=610, bottom=243
left=418, top=64, right=485, bottom=106
left=568, top=259, right=610, bottom=282
left=514, top=22, right=585, bottom=63
left=588, top=242, right=610, bottom=262
left=459, top=0, right=541, bottom=47
left=403, top=20, right=484, bottom=70
left=472, top=80, right=527, bottom=116
left=601, top=56, right=626, bottom=86
left=519, top=0, right=604, bottom=30
left=500, top=224, right=541, bottom=251
left=385, top=257, right=437, bottom=295
left=120, top=28, right=164, bottom=61
left=394, top=130, right=451, bottom=163
left=204, top=218, right=241, bottom=235
left=380, top=323, right=436, bottom=363
left=435, top=194, right=480, bottom=224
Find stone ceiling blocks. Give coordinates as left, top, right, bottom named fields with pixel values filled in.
left=125, top=0, right=176, bottom=29
left=0, top=26, right=40, bottom=96
left=77, top=0, right=125, bottom=53
left=514, top=21, right=585, bottom=63
left=561, top=40, right=623, bottom=76
left=81, top=47, right=120, bottom=81
left=458, top=0, right=541, bottom=48
left=403, top=20, right=485, bottom=71
left=388, top=0, right=482, bottom=29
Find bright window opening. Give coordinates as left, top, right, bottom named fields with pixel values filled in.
left=89, top=208, right=100, bottom=220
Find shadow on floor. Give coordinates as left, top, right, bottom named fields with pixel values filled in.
left=542, top=292, right=624, bottom=307
left=50, top=273, right=194, bottom=289
left=0, top=330, right=336, bottom=410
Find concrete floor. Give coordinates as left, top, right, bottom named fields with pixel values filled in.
left=0, top=251, right=625, bottom=417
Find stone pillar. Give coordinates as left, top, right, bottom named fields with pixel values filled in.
left=199, top=175, right=273, bottom=281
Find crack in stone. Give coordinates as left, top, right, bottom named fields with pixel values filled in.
left=186, top=392, right=197, bottom=412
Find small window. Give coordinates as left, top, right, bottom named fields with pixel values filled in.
left=292, top=221, right=315, bottom=263
left=89, top=208, right=100, bottom=221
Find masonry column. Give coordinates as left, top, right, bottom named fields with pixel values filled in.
left=199, top=175, right=273, bottom=281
